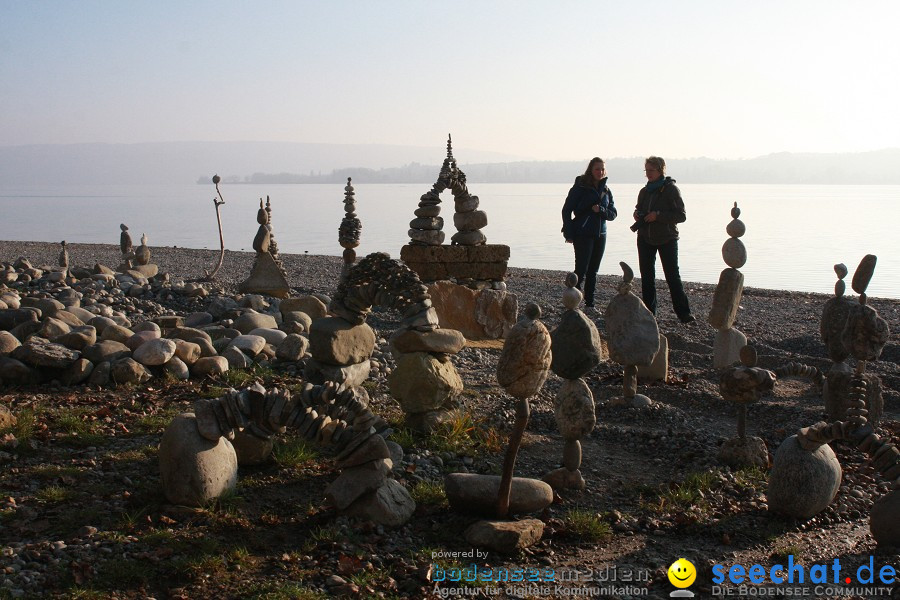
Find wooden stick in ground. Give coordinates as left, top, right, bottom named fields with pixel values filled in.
left=496, top=396, right=531, bottom=518
left=205, top=176, right=226, bottom=280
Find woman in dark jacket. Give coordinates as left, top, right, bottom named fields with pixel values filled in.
left=561, top=157, right=617, bottom=310
left=632, top=156, right=695, bottom=323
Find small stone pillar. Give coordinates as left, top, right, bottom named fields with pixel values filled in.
left=239, top=196, right=291, bottom=298
left=119, top=223, right=134, bottom=269
left=709, top=202, right=747, bottom=368
left=58, top=240, right=69, bottom=271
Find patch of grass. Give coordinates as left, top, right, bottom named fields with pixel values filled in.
left=734, top=466, right=768, bottom=489
left=244, top=582, right=327, bottom=600
left=388, top=427, right=416, bottom=449
left=272, top=435, right=317, bottom=468
left=2, top=408, right=35, bottom=450
left=61, top=589, right=109, bottom=600
left=136, top=404, right=186, bottom=434
left=91, top=557, right=157, bottom=588
left=31, top=465, right=83, bottom=480
left=647, top=471, right=716, bottom=513
left=564, top=508, right=612, bottom=542
left=222, top=365, right=277, bottom=388
left=55, top=407, right=93, bottom=435
left=772, top=544, right=802, bottom=562
left=36, top=484, right=74, bottom=504
left=409, top=480, right=448, bottom=507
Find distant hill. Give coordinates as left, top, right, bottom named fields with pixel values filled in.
left=1, top=142, right=898, bottom=185
left=209, top=149, right=900, bottom=185
left=0, top=141, right=530, bottom=185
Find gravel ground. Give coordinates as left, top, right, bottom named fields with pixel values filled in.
left=0, top=240, right=898, bottom=599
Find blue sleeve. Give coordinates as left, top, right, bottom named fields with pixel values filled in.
left=602, top=188, right=617, bottom=221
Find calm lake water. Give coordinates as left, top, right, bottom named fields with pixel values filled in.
left=1, top=183, right=898, bottom=299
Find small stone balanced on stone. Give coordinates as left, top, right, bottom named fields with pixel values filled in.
left=134, top=233, right=151, bottom=266
left=716, top=344, right=775, bottom=470
left=545, top=273, right=606, bottom=491
left=709, top=202, right=747, bottom=368
left=605, top=262, right=660, bottom=407
left=447, top=139, right=488, bottom=247
left=119, top=224, right=134, bottom=269
left=338, top=177, right=362, bottom=282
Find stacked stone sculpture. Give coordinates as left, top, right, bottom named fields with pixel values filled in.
left=239, top=197, right=291, bottom=298
left=338, top=177, right=362, bottom=282
left=446, top=142, right=488, bottom=247
left=158, top=382, right=415, bottom=527
left=717, top=345, right=775, bottom=469
left=119, top=224, right=134, bottom=269
left=768, top=255, right=897, bottom=546
left=57, top=241, right=68, bottom=271
left=821, top=262, right=883, bottom=425
left=545, top=273, right=606, bottom=491
left=134, top=233, right=151, bottom=266
left=605, top=263, right=660, bottom=407
left=709, top=202, right=747, bottom=368
left=323, top=252, right=464, bottom=431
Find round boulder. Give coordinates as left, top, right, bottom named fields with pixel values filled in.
left=158, top=413, right=238, bottom=506
left=768, top=435, right=842, bottom=519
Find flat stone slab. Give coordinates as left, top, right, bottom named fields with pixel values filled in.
left=464, top=519, right=545, bottom=554
left=444, top=473, right=553, bottom=517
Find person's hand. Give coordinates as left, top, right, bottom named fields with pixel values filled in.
left=592, top=205, right=600, bottom=213
left=644, top=211, right=659, bottom=222
left=633, top=210, right=641, bottom=221
left=565, top=238, right=573, bottom=244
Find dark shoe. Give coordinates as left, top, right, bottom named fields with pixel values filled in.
left=679, top=314, right=697, bottom=324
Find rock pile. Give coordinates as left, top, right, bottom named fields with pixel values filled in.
left=604, top=262, right=660, bottom=407
left=338, top=177, right=362, bottom=281
left=408, top=138, right=453, bottom=246
left=328, top=252, right=465, bottom=431
left=0, top=254, right=342, bottom=387
left=239, top=197, right=291, bottom=298
left=58, top=241, right=68, bottom=271
left=544, top=273, right=606, bottom=490
left=709, top=202, right=747, bottom=368
left=159, top=382, right=415, bottom=527
left=119, top=224, right=133, bottom=269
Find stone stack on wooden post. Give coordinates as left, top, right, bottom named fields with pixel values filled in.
left=768, top=255, right=898, bottom=546
left=159, top=382, right=415, bottom=527
left=709, top=202, right=748, bottom=368
left=400, top=136, right=516, bottom=340
left=716, top=345, right=775, bottom=469
left=239, top=197, right=291, bottom=298
left=338, top=177, right=362, bottom=282
left=605, top=263, right=660, bottom=407
left=544, top=273, right=606, bottom=491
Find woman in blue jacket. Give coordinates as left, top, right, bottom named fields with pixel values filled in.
left=561, top=157, right=617, bottom=310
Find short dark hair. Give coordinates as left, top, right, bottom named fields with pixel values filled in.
left=645, top=156, right=666, bottom=175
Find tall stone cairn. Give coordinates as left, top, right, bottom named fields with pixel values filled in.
left=338, top=177, right=362, bottom=281
left=448, top=139, right=488, bottom=246
left=709, top=202, right=747, bottom=368
left=264, top=197, right=280, bottom=260
left=119, top=224, right=134, bottom=268
left=58, top=240, right=69, bottom=270
left=408, top=136, right=452, bottom=245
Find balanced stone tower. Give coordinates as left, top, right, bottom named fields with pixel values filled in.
left=544, top=273, right=606, bottom=491
left=605, top=263, right=660, bottom=407
left=239, top=197, right=290, bottom=298
left=709, top=202, right=748, bottom=368
left=338, top=177, right=362, bottom=282
left=401, top=136, right=516, bottom=340
left=57, top=241, right=69, bottom=271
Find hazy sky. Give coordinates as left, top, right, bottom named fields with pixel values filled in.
left=2, top=1, right=899, bottom=161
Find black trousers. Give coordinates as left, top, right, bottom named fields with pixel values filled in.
left=637, top=235, right=691, bottom=319
left=573, top=234, right=606, bottom=307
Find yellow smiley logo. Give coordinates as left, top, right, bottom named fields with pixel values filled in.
left=667, top=558, right=697, bottom=588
